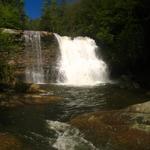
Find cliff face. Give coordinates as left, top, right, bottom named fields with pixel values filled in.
left=0, top=28, right=59, bottom=83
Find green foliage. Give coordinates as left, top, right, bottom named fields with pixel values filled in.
left=0, top=0, right=26, bottom=85
left=26, top=19, right=41, bottom=30
left=0, top=0, right=26, bottom=29
left=0, top=31, right=21, bottom=84
left=40, top=0, right=64, bottom=32
left=0, top=32, right=21, bottom=54
left=0, top=60, right=15, bottom=84
left=14, top=81, right=30, bottom=93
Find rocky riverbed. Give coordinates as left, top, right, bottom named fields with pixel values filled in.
left=70, top=101, right=150, bottom=150
left=0, top=84, right=62, bottom=108
left=0, top=100, right=149, bottom=150
left=0, top=83, right=150, bottom=149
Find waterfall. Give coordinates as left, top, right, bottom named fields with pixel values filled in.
left=24, top=31, right=44, bottom=84
left=54, top=33, right=109, bottom=86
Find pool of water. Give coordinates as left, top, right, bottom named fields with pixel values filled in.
left=0, top=84, right=149, bottom=149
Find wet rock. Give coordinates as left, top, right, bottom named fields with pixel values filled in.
left=40, top=31, right=53, bottom=37
left=0, top=93, right=62, bottom=108
left=14, top=82, right=30, bottom=93
left=70, top=101, right=150, bottom=150
left=146, top=91, right=150, bottom=96
left=28, top=84, right=46, bottom=93
left=23, top=94, right=62, bottom=105
left=118, top=75, right=140, bottom=89
left=0, top=133, right=23, bottom=150
left=125, top=101, right=150, bottom=113
left=14, top=82, right=47, bottom=93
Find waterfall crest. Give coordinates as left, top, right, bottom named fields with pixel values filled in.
left=24, top=31, right=44, bottom=84
left=54, top=33, right=109, bottom=86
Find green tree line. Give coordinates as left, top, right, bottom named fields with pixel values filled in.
left=0, top=0, right=26, bottom=29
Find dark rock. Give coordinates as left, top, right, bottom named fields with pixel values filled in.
left=14, top=82, right=30, bottom=93
left=118, top=75, right=140, bottom=89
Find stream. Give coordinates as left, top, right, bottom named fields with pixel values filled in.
left=0, top=83, right=149, bottom=150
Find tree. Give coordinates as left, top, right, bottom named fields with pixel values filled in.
left=40, top=0, right=63, bottom=32
left=40, top=0, right=52, bottom=31
left=0, top=0, right=26, bottom=29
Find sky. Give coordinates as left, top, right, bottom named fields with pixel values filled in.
left=24, top=0, right=76, bottom=19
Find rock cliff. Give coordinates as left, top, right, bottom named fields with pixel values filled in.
left=0, top=28, right=59, bottom=83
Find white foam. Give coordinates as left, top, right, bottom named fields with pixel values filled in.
left=24, top=31, right=44, bottom=84
left=55, top=34, right=109, bottom=86
left=46, top=120, right=98, bottom=150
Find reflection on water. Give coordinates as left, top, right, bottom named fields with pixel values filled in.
left=0, top=84, right=149, bottom=149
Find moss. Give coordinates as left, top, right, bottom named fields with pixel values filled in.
left=14, top=82, right=30, bottom=93
left=0, top=61, right=15, bottom=84
left=0, top=31, right=23, bottom=85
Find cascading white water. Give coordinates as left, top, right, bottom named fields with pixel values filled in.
left=54, top=33, right=109, bottom=86
left=47, top=120, right=98, bottom=150
left=24, top=31, right=44, bottom=84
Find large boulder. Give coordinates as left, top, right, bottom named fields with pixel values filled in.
left=70, top=101, right=150, bottom=150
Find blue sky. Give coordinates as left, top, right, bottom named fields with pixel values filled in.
left=24, top=0, right=76, bottom=19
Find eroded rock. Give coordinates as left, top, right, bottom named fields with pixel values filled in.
left=70, top=101, right=150, bottom=150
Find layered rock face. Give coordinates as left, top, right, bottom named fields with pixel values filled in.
left=0, top=28, right=59, bottom=83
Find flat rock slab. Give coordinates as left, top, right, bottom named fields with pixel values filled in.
left=70, top=101, right=150, bottom=150
left=0, top=93, right=62, bottom=108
